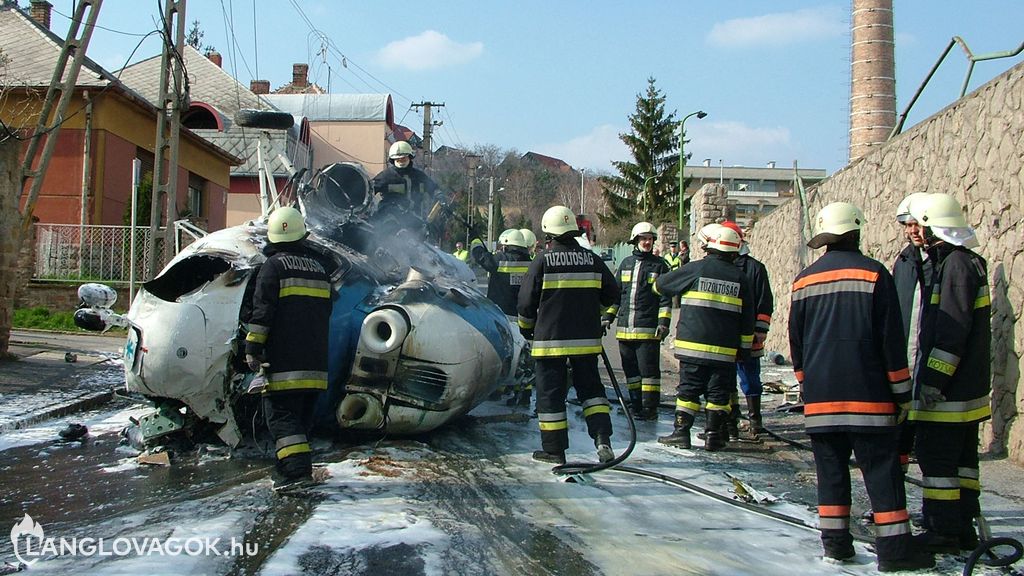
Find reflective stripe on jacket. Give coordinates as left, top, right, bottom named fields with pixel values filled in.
left=471, top=241, right=531, bottom=316
left=735, top=252, right=773, bottom=357
left=789, top=249, right=911, bottom=434
left=606, top=250, right=671, bottom=341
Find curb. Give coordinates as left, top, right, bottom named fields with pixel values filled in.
left=0, top=389, right=116, bottom=435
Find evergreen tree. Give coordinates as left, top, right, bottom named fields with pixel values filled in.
left=599, top=77, right=680, bottom=227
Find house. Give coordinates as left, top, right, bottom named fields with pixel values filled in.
left=118, top=46, right=312, bottom=227
left=0, top=2, right=240, bottom=229
left=521, top=151, right=573, bottom=173
left=686, top=161, right=828, bottom=228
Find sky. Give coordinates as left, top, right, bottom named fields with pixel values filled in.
left=51, top=1, right=1024, bottom=175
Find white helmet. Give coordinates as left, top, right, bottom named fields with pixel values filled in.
left=909, top=193, right=968, bottom=228
left=519, top=228, right=537, bottom=248
left=629, top=221, right=657, bottom=244
left=896, top=192, right=929, bottom=223
left=267, top=206, right=307, bottom=243
left=541, top=205, right=580, bottom=236
left=388, top=140, right=414, bottom=159
left=498, top=229, right=528, bottom=248
left=698, top=223, right=741, bottom=253
left=808, top=202, right=864, bottom=248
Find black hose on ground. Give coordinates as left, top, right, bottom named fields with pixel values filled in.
left=552, top=350, right=637, bottom=477
left=962, top=537, right=1024, bottom=576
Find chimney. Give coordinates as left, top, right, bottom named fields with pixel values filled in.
left=292, top=63, right=309, bottom=87
left=702, top=158, right=712, bottom=167
left=766, top=161, right=776, bottom=169
left=250, top=80, right=270, bottom=95
left=849, top=0, right=896, bottom=162
left=30, top=0, right=52, bottom=29
left=205, top=51, right=222, bottom=68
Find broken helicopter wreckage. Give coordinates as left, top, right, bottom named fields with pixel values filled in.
left=74, top=111, right=531, bottom=450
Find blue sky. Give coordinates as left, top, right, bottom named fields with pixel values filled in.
left=66, top=1, right=1023, bottom=175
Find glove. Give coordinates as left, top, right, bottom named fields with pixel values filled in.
left=245, top=354, right=265, bottom=373
left=601, top=317, right=613, bottom=335
left=897, top=402, right=911, bottom=424
left=655, top=325, right=670, bottom=341
left=519, top=329, right=534, bottom=341
left=919, top=385, right=945, bottom=409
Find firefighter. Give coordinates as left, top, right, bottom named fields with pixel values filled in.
left=654, top=223, right=755, bottom=451
left=370, top=141, right=443, bottom=234
left=908, top=192, right=990, bottom=554
left=471, top=229, right=535, bottom=406
left=720, top=220, right=773, bottom=437
left=245, top=206, right=334, bottom=492
left=892, top=192, right=933, bottom=473
left=602, top=222, right=671, bottom=420
left=789, top=202, right=933, bottom=571
left=519, top=228, right=539, bottom=258
left=518, top=205, right=618, bottom=465
left=452, top=241, right=469, bottom=262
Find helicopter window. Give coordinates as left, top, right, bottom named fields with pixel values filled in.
left=143, top=255, right=233, bottom=301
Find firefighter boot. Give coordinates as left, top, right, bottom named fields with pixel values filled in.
left=704, top=410, right=727, bottom=452
left=658, top=411, right=694, bottom=449
left=628, top=389, right=643, bottom=416
left=595, top=434, right=615, bottom=463
left=746, top=395, right=764, bottom=435
left=726, top=393, right=741, bottom=441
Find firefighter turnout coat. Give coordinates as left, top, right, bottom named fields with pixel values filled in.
left=605, top=249, right=672, bottom=340
left=735, top=251, right=774, bottom=358
left=789, top=249, right=912, bottom=433
left=654, top=254, right=756, bottom=367
left=910, top=243, right=991, bottom=424
left=470, top=239, right=532, bottom=316
left=518, top=240, right=618, bottom=357
left=245, top=242, right=333, bottom=393
left=371, top=163, right=441, bottom=216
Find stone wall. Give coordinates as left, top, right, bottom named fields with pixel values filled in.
left=15, top=282, right=82, bottom=311
left=746, top=61, right=1024, bottom=462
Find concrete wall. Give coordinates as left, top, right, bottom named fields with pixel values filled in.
left=743, top=61, right=1024, bottom=462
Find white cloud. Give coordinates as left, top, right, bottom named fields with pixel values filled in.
left=533, top=124, right=629, bottom=172
left=687, top=121, right=795, bottom=167
left=374, top=30, right=483, bottom=71
left=706, top=6, right=844, bottom=48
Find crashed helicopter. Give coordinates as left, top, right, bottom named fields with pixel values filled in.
left=74, top=109, right=531, bottom=449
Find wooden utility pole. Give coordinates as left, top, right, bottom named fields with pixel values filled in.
left=147, top=0, right=188, bottom=278
left=411, top=101, right=443, bottom=173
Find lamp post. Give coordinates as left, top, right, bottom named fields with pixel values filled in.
left=642, top=175, right=659, bottom=217
left=579, top=168, right=586, bottom=215
left=677, top=110, right=707, bottom=230
left=487, top=179, right=505, bottom=247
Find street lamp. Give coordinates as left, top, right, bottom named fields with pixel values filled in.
left=642, top=175, right=659, bottom=217
left=677, top=110, right=707, bottom=230
left=579, top=168, right=586, bottom=215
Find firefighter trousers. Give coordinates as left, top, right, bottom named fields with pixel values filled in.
left=674, top=362, right=733, bottom=416
left=618, top=340, right=661, bottom=410
left=535, top=355, right=612, bottom=454
left=263, top=390, right=319, bottom=480
left=810, top=431, right=911, bottom=561
left=914, top=422, right=980, bottom=535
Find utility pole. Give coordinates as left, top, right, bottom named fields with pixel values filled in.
left=147, top=0, right=188, bottom=278
left=463, top=153, right=481, bottom=246
left=411, top=101, right=444, bottom=173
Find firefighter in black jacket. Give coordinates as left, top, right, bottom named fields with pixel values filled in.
left=518, top=206, right=618, bottom=465
left=471, top=229, right=532, bottom=318
left=654, top=223, right=755, bottom=452
left=892, top=192, right=933, bottom=473
left=907, top=193, right=991, bottom=554
left=245, top=207, right=334, bottom=492
left=789, top=202, right=933, bottom=572
left=721, top=220, right=773, bottom=437
left=602, top=221, right=671, bottom=420
left=370, top=141, right=443, bottom=235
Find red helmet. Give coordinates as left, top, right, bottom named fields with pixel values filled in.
left=720, top=220, right=744, bottom=240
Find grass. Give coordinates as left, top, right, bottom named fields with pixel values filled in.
left=12, top=307, right=126, bottom=334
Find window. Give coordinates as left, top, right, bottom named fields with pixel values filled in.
left=188, top=173, right=205, bottom=218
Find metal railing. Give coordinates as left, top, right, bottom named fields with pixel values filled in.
left=33, top=221, right=205, bottom=284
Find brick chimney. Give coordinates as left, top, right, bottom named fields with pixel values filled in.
left=250, top=80, right=270, bottom=95
left=292, top=63, right=309, bottom=88
left=205, top=51, right=222, bottom=68
left=30, top=0, right=52, bottom=29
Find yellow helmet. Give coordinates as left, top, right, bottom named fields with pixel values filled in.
left=541, top=205, right=580, bottom=236
left=909, top=193, right=968, bottom=228
left=388, top=140, right=414, bottom=159
left=519, top=228, right=537, bottom=248
left=896, top=192, right=929, bottom=223
left=629, top=221, right=657, bottom=244
left=498, top=229, right=528, bottom=248
left=267, top=206, right=307, bottom=243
